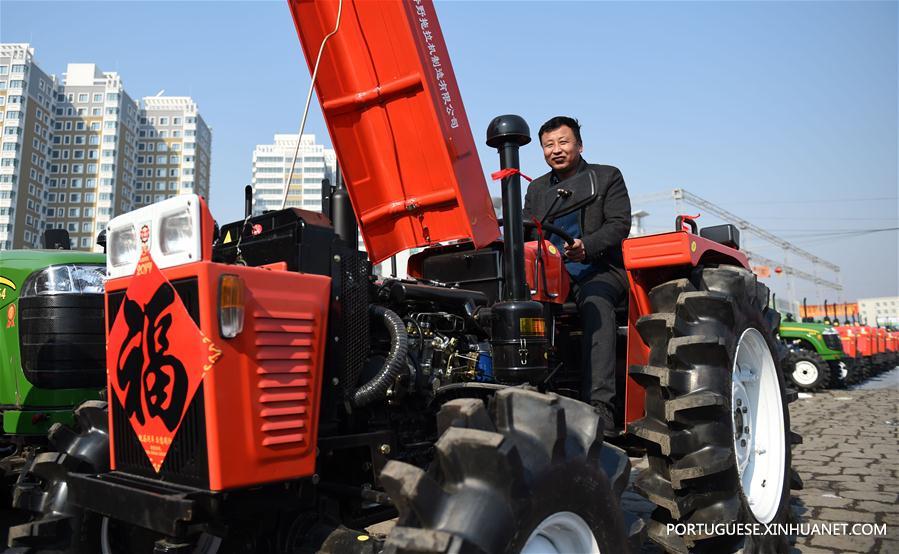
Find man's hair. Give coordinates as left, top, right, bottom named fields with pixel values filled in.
left=538, top=116, right=582, bottom=145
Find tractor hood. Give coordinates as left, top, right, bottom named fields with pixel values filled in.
left=780, top=322, right=833, bottom=336
left=289, top=0, right=499, bottom=264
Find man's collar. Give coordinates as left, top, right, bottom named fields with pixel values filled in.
left=550, top=157, right=588, bottom=185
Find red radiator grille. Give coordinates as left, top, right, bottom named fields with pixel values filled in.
left=254, top=312, right=317, bottom=448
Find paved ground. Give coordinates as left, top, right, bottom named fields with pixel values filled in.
left=622, top=366, right=899, bottom=553
left=786, top=367, right=898, bottom=553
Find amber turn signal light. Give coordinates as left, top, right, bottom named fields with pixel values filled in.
left=219, top=274, right=245, bottom=339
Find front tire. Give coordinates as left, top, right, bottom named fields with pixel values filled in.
left=628, top=266, right=799, bottom=553
left=8, top=401, right=109, bottom=553
left=785, top=349, right=830, bottom=391
left=380, top=388, right=634, bottom=553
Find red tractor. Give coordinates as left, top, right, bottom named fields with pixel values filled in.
left=855, top=325, right=878, bottom=380
left=873, top=327, right=889, bottom=372
left=833, top=325, right=864, bottom=384
left=8, top=1, right=799, bottom=553
left=831, top=304, right=866, bottom=384
left=885, top=330, right=899, bottom=369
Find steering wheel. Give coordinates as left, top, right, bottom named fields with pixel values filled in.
left=496, top=218, right=575, bottom=247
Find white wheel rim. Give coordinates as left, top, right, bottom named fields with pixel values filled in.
left=791, top=359, right=819, bottom=386
left=732, top=328, right=786, bottom=524
left=521, top=511, right=599, bottom=554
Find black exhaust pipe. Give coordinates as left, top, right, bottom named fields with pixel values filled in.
left=331, top=165, right=358, bottom=250
left=485, top=115, right=547, bottom=385
left=487, top=115, right=530, bottom=301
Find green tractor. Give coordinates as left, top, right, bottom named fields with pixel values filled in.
left=778, top=297, right=846, bottom=391
left=0, top=231, right=107, bottom=534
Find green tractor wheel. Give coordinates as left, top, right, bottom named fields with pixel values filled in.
left=785, top=349, right=831, bottom=392
left=8, top=401, right=109, bottom=553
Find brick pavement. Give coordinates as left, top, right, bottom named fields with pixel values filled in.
left=786, top=367, right=898, bottom=553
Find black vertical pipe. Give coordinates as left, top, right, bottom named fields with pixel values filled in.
left=331, top=164, right=358, bottom=249
left=244, top=185, right=253, bottom=218
left=486, top=115, right=531, bottom=301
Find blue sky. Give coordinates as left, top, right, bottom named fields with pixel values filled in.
left=3, top=1, right=896, bottom=306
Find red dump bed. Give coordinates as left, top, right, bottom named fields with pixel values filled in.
left=289, top=0, right=499, bottom=263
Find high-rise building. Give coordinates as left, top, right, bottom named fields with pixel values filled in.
left=0, top=44, right=56, bottom=249
left=134, top=97, right=211, bottom=208
left=0, top=44, right=212, bottom=251
left=251, top=134, right=335, bottom=215
left=46, top=63, right=140, bottom=250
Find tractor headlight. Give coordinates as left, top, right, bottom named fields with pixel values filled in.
left=106, top=194, right=203, bottom=279
left=21, top=265, right=106, bottom=297
left=823, top=327, right=839, bottom=335
left=160, top=208, right=194, bottom=256
left=108, top=224, right=138, bottom=268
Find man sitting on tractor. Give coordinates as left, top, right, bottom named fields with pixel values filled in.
left=523, top=116, right=632, bottom=434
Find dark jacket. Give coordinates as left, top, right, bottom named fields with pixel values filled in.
left=522, top=159, right=632, bottom=268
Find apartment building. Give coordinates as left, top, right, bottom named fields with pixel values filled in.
left=251, top=134, right=335, bottom=215
left=45, top=63, right=140, bottom=250
left=134, top=97, right=211, bottom=208
left=0, top=43, right=212, bottom=251
left=0, top=44, right=56, bottom=249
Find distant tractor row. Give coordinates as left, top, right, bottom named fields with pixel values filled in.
left=779, top=298, right=898, bottom=392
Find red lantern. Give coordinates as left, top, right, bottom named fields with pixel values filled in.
left=774, top=267, right=783, bottom=274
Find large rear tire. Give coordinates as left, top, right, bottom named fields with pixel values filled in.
left=628, top=266, right=800, bottom=553
left=379, top=388, right=636, bottom=553
left=8, top=401, right=109, bottom=553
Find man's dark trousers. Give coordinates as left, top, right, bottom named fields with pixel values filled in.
left=570, top=266, right=628, bottom=409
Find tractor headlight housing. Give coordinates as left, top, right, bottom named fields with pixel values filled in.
left=106, top=194, right=203, bottom=279
left=20, top=265, right=106, bottom=297
left=108, top=224, right=138, bottom=269
left=160, top=207, right=194, bottom=256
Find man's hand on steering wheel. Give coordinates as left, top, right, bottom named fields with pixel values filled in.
left=564, top=238, right=586, bottom=262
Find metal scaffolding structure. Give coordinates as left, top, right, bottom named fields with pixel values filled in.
left=632, top=189, right=843, bottom=302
